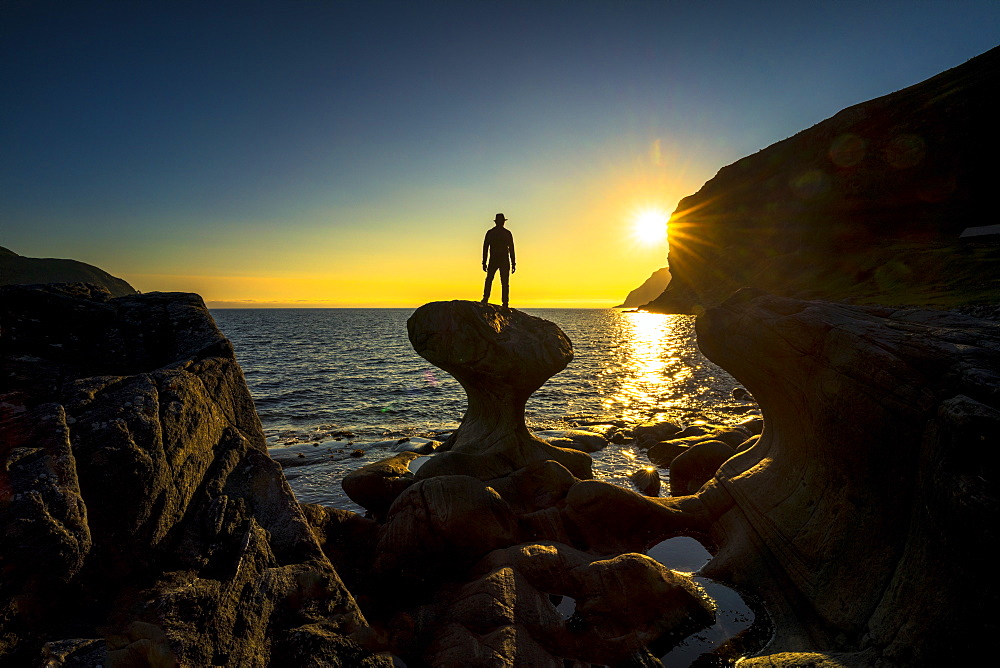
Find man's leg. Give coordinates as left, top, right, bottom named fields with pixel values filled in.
left=483, top=265, right=498, bottom=302
left=499, top=265, right=510, bottom=307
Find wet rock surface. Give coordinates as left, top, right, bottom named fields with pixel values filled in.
left=0, top=284, right=387, bottom=666
left=629, top=467, right=661, bottom=497
left=341, top=451, right=420, bottom=519
left=419, top=543, right=714, bottom=667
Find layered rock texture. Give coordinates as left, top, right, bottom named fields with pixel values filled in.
left=0, top=246, right=137, bottom=297
left=692, top=290, right=1000, bottom=665
left=647, top=45, right=1000, bottom=313
left=0, top=284, right=387, bottom=666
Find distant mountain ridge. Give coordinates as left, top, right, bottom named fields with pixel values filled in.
left=616, top=267, right=670, bottom=308
left=645, top=44, right=1000, bottom=313
left=0, top=246, right=137, bottom=297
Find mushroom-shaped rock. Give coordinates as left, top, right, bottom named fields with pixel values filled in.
left=407, top=301, right=592, bottom=480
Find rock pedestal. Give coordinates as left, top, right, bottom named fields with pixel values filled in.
left=406, top=301, right=592, bottom=480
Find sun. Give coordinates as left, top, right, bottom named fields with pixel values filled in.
left=632, top=208, right=668, bottom=245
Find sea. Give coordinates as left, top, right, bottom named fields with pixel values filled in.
left=210, top=307, right=759, bottom=511
left=210, top=307, right=761, bottom=665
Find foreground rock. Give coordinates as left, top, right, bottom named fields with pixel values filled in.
left=0, top=284, right=386, bottom=666
left=694, top=289, right=1000, bottom=665
left=419, top=543, right=713, bottom=666
left=342, top=451, right=420, bottom=518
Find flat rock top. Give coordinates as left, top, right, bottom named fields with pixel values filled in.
left=407, top=300, right=573, bottom=386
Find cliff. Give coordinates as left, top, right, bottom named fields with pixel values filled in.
left=646, top=45, right=1000, bottom=313
left=0, top=284, right=387, bottom=666
left=615, top=266, right=671, bottom=308
left=0, top=246, right=137, bottom=298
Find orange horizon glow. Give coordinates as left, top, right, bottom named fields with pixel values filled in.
left=108, top=138, right=697, bottom=309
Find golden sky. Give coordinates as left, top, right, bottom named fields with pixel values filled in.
left=7, top=2, right=997, bottom=308
left=121, top=142, right=697, bottom=308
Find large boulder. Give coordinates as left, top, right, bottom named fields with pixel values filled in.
left=341, top=451, right=419, bottom=518
left=0, top=284, right=386, bottom=666
left=373, top=476, right=519, bottom=584
left=693, top=289, right=1000, bottom=665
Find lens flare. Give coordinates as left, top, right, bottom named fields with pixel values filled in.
left=633, top=208, right=668, bottom=245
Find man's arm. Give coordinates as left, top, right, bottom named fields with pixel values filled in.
left=509, top=232, right=516, bottom=272
left=482, top=231, right=489, bottom=269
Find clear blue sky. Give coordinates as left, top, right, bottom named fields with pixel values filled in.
left=3, top=0, right=998, bottom=306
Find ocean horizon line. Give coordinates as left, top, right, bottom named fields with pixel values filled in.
left=206, top=303, right=638, bottom=310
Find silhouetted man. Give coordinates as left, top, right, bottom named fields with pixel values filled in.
left=482, top=213, right=515, bottom=307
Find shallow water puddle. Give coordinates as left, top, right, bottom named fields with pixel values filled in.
left=646, top=537, right=755, bottom=666
left=647, top=536, right=710, bottom=573
left=553, top=595, right=577, bottom=619
left=408, top=455, right=432, bottom=473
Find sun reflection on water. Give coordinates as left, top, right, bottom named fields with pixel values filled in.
left=600, top=311, right=701, bottom=421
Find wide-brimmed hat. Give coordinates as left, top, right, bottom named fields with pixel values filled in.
left=494, top=213, right=507, bottom=222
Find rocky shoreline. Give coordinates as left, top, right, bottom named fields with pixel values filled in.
left=3, top=285, right=998, bottom=665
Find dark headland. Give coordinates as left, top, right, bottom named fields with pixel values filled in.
left=616, top=266, right=671, bottom=308
left=0, top=246, right=137, bottom=298
left=639, top=45, right=1000, bottom=314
